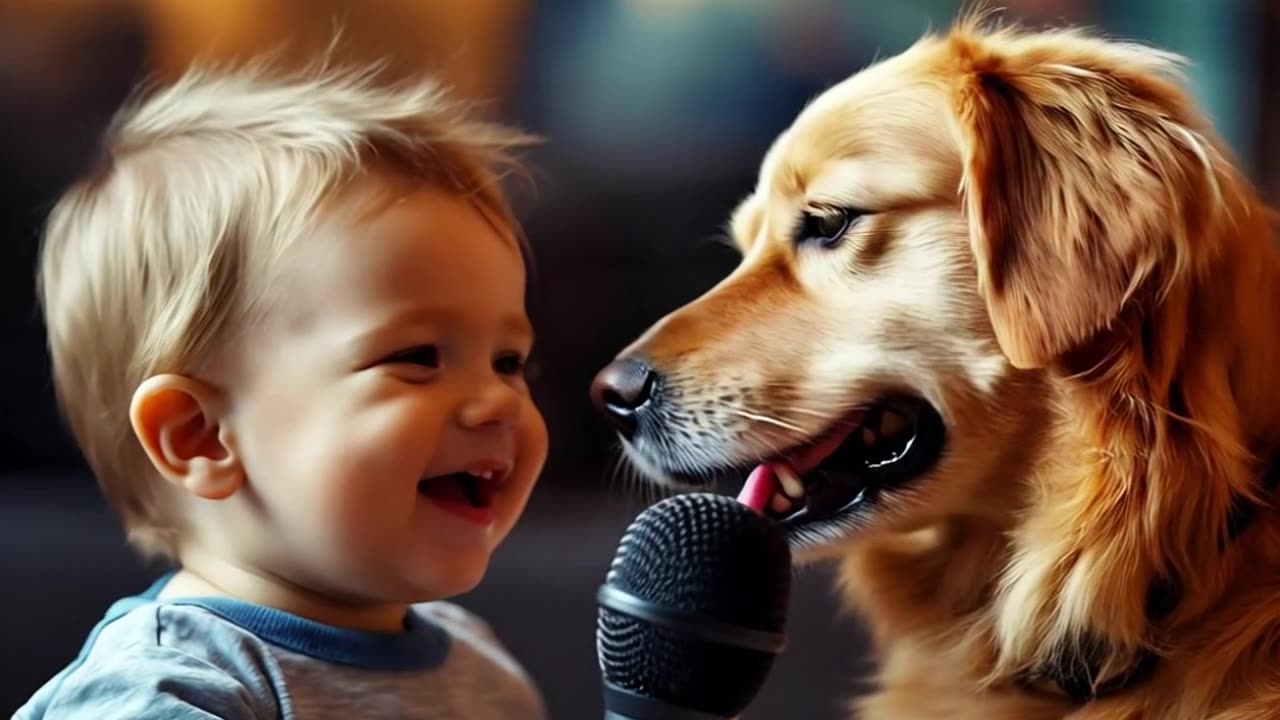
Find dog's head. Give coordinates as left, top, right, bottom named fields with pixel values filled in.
left=592, top=18, right=1229, bottom=555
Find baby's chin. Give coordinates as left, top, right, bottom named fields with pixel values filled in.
left=395, top=548, right=494, bottom=603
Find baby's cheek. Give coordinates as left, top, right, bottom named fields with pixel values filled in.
left=519, top=402, right=550, bottom=472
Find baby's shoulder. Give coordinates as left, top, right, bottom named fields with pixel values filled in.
left=102, top=599, right=277, bottom=664
left=413, top=600, right=517, bottom=669
left=16, top=602, right=280, bottom=719
left=411, top=601, right=546, bottom=716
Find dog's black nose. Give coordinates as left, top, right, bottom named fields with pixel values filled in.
left=591, top=357, right=658, bottom=437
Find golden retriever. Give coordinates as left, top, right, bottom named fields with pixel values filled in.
left=589, top=12, right=1280, bottom=720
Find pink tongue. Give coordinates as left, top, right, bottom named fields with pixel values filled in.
left=736, top=464, right=776, bottom=514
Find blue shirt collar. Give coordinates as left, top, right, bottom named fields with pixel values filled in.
left=106, top=572, right=451, bottom=671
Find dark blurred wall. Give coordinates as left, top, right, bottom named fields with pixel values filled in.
left=0, top=2, right=149, bottom=468
left=1260, top=0, right=1280, bottom=207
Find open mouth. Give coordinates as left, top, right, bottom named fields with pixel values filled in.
left=736, top=395, right=946, bottom=529
left=417, top=471, right=501, bottom=509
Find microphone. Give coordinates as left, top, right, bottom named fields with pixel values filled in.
left=595, top=492, right=792, bottom=719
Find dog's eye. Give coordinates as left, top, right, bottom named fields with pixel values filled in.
left=797, top=208, right=863, bottom=249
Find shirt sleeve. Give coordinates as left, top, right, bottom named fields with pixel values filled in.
left=20, top=642, right=278, bottom=720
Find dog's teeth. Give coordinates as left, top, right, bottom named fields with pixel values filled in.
left=770, top=492, right=793, bottom=514
left=775, top=464, right=805, bottom=499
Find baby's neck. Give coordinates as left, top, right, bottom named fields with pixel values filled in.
left=161, top=553, right=412, bottom=634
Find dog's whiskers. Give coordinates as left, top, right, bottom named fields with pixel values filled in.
left=772, top=406, right=831, bottom=420
left=607, top=443, right=679, bottom=509
left=725, top=407, right=807, bottom=435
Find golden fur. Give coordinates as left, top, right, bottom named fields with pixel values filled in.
left=602, top=14, right=1280, bottom=719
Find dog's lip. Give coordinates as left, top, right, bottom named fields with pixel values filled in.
left=733, top=408, right=871, bottom=514
left=765, top=396, right=948, bottom=529
left=726, top=408, right=870, bottom=492
left=783, top=410, right=869, bottom=475
left=663, top=408, right=873, bottom=486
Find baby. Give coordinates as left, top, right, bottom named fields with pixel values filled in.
left=16, top=60, right=548, bottom=719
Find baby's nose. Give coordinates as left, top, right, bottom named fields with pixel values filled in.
left=457, top=380, right=522, bottom=429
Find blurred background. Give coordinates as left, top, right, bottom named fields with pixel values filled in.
left=0, top=0, right=1274, bottom=717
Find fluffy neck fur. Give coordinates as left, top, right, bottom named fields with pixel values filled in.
left=990, top=166, right=1280, bottom=689
left=839, top=172, right=1280, bottom=718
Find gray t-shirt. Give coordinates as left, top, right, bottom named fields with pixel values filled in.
left=14, top=573, right=546, bottom=719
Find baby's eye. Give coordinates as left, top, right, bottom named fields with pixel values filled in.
left=386, top=345, right=440, bottom=368
left=494, top=352, right=526, bottom=376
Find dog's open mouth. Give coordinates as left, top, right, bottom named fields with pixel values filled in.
left=737, top=396, right=946, bottom=528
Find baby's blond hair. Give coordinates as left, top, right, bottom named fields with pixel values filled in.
left=38, top=58, right=533, bottom=559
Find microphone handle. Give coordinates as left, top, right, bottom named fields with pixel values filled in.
left=603, top=683, right=738, bottom=720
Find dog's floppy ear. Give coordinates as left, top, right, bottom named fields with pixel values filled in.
left=949, top=31, right=1215, bottom=369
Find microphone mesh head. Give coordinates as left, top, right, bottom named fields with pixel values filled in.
left=597, top=493, right=791, bottom=717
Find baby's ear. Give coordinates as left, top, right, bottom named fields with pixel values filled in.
left=948, top=30, right=1216, bottom=369
left=130, top=375, right=243, bottom=500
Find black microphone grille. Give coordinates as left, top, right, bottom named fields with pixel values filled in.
left=597, top=493, right=792, bottom=718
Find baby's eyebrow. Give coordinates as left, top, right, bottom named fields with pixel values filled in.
left=344, top=308, right=536, bottom=351
left=346, top=306, right=448, bottom=340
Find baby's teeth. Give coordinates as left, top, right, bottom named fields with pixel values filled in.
left=775, top=464, right=805, bottom=499
left=770, top=492, right=793, bottom=514
left=473, top=470, right=494, bottom=480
